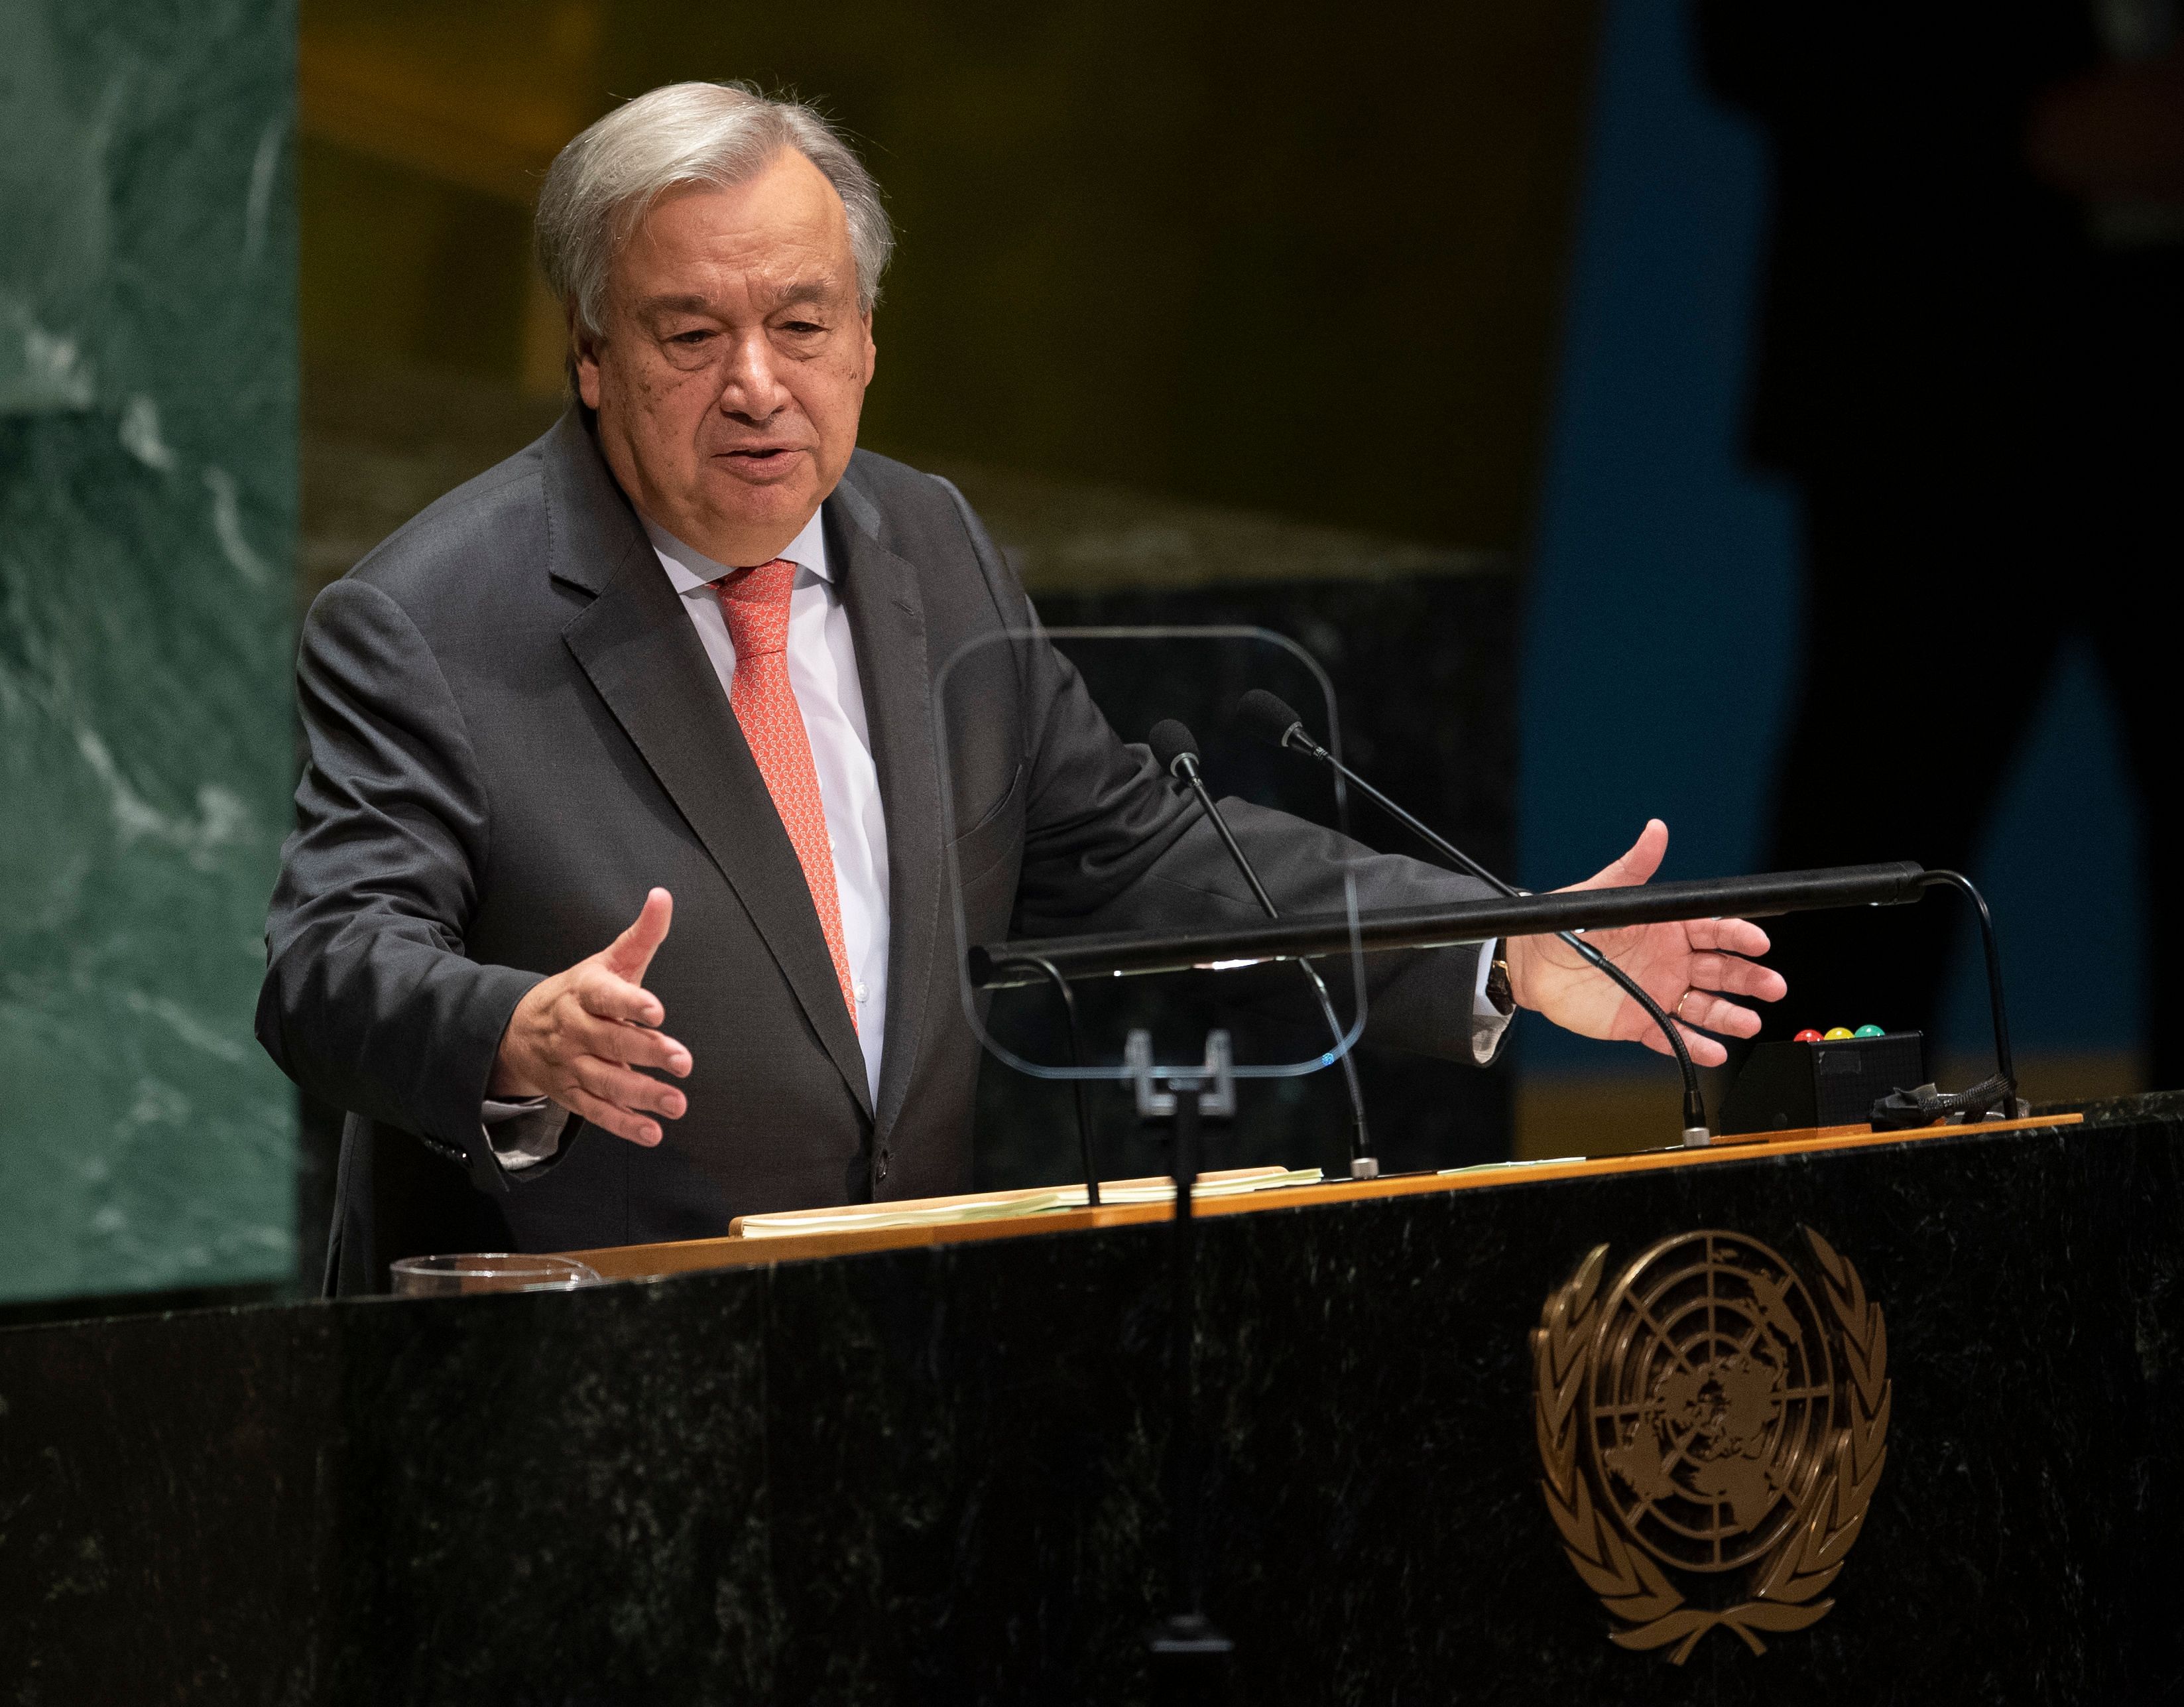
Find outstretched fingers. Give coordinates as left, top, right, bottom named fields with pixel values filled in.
left=1685, top=951, right=1788, bottom=1005
left=569, top=1055, right=687, bottom=1122
left=549, top=1022, right=689, bottom=1145
left=558, top=1081, right=665, bottom=1147
left=1685, top=915, right=1773, bottom=959
left=572, top=964, right=696, bottom=1082
left=1637, top=1017, right=1732, bottom=1068
left=1678, top=990, right=1766, bottom=1038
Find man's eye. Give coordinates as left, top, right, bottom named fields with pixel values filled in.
left=668, top=330, right=712, bottom=346
left=780, top=321, right=823, bottom=336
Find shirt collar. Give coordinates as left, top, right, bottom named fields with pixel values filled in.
left=643, top=507, right=831, bottom=594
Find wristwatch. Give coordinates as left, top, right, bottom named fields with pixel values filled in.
left=1485, top=945, right=1514, bottom=1018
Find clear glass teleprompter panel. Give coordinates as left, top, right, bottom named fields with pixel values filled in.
left=934, top=625, right=1370, bottom=1084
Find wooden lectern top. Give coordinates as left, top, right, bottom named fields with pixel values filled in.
left=562, top=1111, right=2081, bottom=1283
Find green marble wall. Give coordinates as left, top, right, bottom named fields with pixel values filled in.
left=0, top=0, right=297, bottom=1302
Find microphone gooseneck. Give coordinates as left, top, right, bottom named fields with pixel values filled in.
left=1149, top=719, right=1379, bottom=1177
left=1236, top=690, right=1711, bottom=1145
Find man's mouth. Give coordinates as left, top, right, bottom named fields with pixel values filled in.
left=709, top=443, right=810, bottom=485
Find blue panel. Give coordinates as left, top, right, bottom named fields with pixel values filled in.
left=1518, top=0, right=2142, bottom=1073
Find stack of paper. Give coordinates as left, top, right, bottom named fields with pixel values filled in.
left=1050, top=1167, right=1323, bottom=1208
left=732, top=1165, right=1324, bottom=1239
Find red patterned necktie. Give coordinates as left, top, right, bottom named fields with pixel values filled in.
left=712, top=559, right=857, bottom=1026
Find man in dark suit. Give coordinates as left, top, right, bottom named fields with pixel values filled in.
left=260, top=84, right=1785, bottom=1294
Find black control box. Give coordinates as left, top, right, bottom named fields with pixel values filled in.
left=1717, top=1031, right=1928, bottom=1135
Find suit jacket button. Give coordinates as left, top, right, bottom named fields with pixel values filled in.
left=875, top=1147, right=891, bottom=1182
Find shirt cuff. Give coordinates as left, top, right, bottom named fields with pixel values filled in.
left=481, top=1098, right=572, bottom=1171
left=1471, top=939, right=1515, bottom=1065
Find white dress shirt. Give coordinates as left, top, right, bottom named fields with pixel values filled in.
left=485, top=509, right=1508, bottom=1167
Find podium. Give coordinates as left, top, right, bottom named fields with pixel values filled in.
left=3, top=1098, right=2179, bottom=1703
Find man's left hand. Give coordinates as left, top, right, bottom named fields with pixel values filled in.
left=1504, top=819, right=1786, bottom=1068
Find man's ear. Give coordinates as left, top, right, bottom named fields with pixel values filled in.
left=859, top=309, right=877, bottom=387
left=573, top=308, right=605, bottom=410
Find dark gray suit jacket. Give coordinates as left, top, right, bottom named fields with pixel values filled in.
left=259, top=412, right=1499, bottom=1294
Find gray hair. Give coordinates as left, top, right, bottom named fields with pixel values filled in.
left=535, top=82, right=893, bottom=334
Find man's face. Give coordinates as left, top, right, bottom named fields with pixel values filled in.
left=576, top=151, right=877, bottom=567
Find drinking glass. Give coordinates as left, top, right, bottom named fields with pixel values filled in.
left=388, top=1253, right=599, bottom=1296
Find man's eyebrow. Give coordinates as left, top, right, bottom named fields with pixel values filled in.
left=635, top=278, right=845, bottom=318
left=635, top=292, right=721, bottom=317
left=765, top=276, right=845, bottom=307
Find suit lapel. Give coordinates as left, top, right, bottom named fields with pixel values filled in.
left=548, top=413, right=872, bottom=1117
left=828, top=474, right=940, bottom=1148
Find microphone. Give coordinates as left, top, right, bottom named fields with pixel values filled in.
left=1235, top=689, right=1711, bottom=1146
left=1147, top=719, right=1380, bottom=1178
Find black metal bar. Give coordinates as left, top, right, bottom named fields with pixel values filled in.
left=1144, top=1068, right=1233, bottom=1699
left=1167, top=1086, right=1200, bottom=1613
left=970, top=862, right=1927, bottom=989
left=995, top=956, right=1100, bottom=1206
left=1918, top=870, right=2019, bottom=1106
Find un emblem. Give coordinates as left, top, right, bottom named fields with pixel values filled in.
left=1532, top=1228, right=1890, bottom=1663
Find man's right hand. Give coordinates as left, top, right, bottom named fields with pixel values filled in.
left=489, top=887, right=692, bottom=1147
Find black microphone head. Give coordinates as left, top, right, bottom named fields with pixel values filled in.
left=1236, top=688, right=1308, bottom=751
left=1146, top=719, right=1201, bottom=777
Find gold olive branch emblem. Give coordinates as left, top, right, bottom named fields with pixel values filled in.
left=1531, top=1228, right=1890, bottom=1664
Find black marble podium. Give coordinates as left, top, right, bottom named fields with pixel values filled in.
left=3, top=1098, right=2180, bottom=1705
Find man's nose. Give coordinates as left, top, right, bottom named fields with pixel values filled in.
left=715, top=332, right=790, bottom=421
